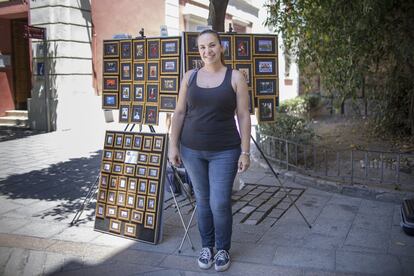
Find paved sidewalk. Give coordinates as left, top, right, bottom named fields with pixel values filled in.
left=0, top=127, right=414, bottom=275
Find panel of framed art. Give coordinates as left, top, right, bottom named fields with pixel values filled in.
left=94, top=131, right=168, bottom=244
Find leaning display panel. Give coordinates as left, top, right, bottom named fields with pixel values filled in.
left=94, top=131, right=168, bottom=244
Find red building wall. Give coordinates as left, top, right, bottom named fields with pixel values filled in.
left=0, top=18, right=15, bottom=115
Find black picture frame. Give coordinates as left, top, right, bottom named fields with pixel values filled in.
left=146, top=83, right=159, bottom=103
left=258, top=97, right=276, bottom=122
left=160, top=57, right=179, bottom=74
left=148, top=180, right=158, bottom=196
left=120, top=62, right=132, bottom=81
left=131, top=104, right=144, bottom=124
left=120, top=40, right=132, bottom=59
left=254, top=77, right=278, bottom=96
left=161, top=37, right=180, bottom=56
left=185, top=32, right=199, bottom=54
left=137, top=179, right=148, bottom=194
left=186, top=55, right=204, bottom=71
left=131, top=210, right=143, bottom=224
left=133, top=83, right=145, bottom=102
left=160, top=76, right=178, bottom=93
left=103, top=76, right=118, bottom=91
left=102, top=93, right=118, bottom=109
left=254, top=57, right=278, bottom=76
left=143, top=136, right=153, bottom=151
left=234, top=35, right=252, bottom=61
left=144, top=212, right=155, bottom=229
left=160, top=95, right=177, bottom=112
left=220, top=34, right=233, bottom=61
left=147, top=38, right=160, bottom=60
left=119, top=103, right=131, bottom=123
left=133, top=62, right=145, bottom=81
left=133, top=39, right=146, bottom=60
left=104, top=132, right=115, bottom=147
left=132, top=134, right=143, bottom=150
left=103, top=59, right=119, bottom=75
left=120, top=83, right=131, bottom=101
left=254, top=35, right=277, bottom=56
left=147, top=61, right=159, bottom=82
left=144, top=105, right=159, bottom=125
left=114, top=133, right=124, bottom=148
left=103, top=41, right=119, bottom=58
left=152, top=136, right=164, bottom=152
left=235, top=63, right=252, bottom=87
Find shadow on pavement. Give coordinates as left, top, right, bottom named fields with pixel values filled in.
left=0, top=126, right=46, bottom=142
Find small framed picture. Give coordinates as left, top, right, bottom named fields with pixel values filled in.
left=145, top=83, right=159, bottom=103
left=161, top=57, right=179, bottom=74
left=161, top=37, right=180, bottom=56
left=96, top=203, right=105, bottom=219
left=160, top=76, right=178, bottom=93
left=147, top=39, right=160, bottom=59
left=255, top=77, right=278, bottom=96
left=160, top=95, right=177, bottom=112
left=133, top=62, right=145, bottom=81
left=103, top=76, right=118, bottom=91
left=125, top=150, right=139, bottom=164
left=220, top=34, right=233, bottom=61
left=133, top=83, right=145, bottom=102
left=234, top=35, right=252, bottom=61
left=138, top=152, right=149, bottom=165
left=118, top=176, right=128, bottom=191
left=100, top=173, right=109, bottom=188
left=124, top=223, right=137, bottom=237
left=124, top=134, right=133, bottom=149
left=148, top=153, right=161, bottom=166
left=153, top=136, right=164, bottom=152
left=120, top=62, right=132, bottom=81
left=138, top=179, right=148, bottom=195
left=106, top=205, right=117, bottom=218
left=103, top=149, right=113, bottom=161
left=120, top=84, right=132, bottom=101
left=132, top=134, right=143, bottom=150
left=124, top=164, right=135, bottom=176
left=133, top=39, right=146, bottom=60
left=254, top=35, right=277, bottom=56
left=185, top=32, right=199, bottom=54
left=126, top=193, right=135, bottom=208
left=101, top=161, right=112, bottom=173
left=131, top=210, right=143, bottom=224
left=147, top=61, right=159, bottom=82
left=143, top=136, right=153, bottom=151
left=102, top=93, right=119, bottom=109
left=119, top=103, right=131, bottom=123
left=254, top=57, right=278, bottom=76
left=118, top=207, right=130, bottom=221
left=136, top=165, right=147, bottom=177
left=144, top=212, right=155, bottom=229
left=235, top=63, right=252, bottom=87
left=146, top=196, right=157, bottom=212
left=104, top=132, right=115, bottom=147
left=107, top=190, right=117, bottom=205
left=103, top=59, right=119, bottom=75
left=136, top=195, right=146, bottom=211
left=113, top=150, right=125, bottom=162
left=130, top=104, right=144, bottom=124
left=109, top=219, right=121, bottom=234
left=98, top=188, right=107, bottom=203
left=128, top=178, right=137, bottom=192
left=148, top=180, right=158, bottom=196
left=257, top=97, right=276, bottom=123
left=116, top=191, right=126, bottom=207
left=147, top=167, right=160, bottom=180
left=120, top=40, right=132, bottom=59
left=103, top=41, right=119, bottom=57
left=144, top=105, right=159, bottom=125
left=114, top=133, right=124, bottom=148
left=112, top=163, right=124, bottom=175
left=186, top=55, right=204, bottom=71
left=109, top=175, right=118, bottom=189
left=248, top=90, right=254, bottom=115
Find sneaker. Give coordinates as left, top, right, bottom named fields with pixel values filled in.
left=198, top=247, right=214, bottom=269
left=214, top=249, right=231, bottom=272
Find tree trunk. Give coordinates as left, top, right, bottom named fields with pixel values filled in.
left=208, top=0, right=229, bottom=32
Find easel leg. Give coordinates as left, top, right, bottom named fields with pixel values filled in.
left=70, top=176, right=99, bottom=225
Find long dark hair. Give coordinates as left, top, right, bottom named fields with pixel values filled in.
left=197, top=29, right=225, bottom=65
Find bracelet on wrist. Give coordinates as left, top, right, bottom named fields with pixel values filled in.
left=241, top=151, right=250, bottom=156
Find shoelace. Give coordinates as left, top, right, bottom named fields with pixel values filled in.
left=200, top=248, right=212, bottom=260
left=214, top=250, right=229, bottom=262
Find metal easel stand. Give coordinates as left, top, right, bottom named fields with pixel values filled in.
left=70, top=124, right=138, bottom=226
left=251, top=134, right=312, bottom=229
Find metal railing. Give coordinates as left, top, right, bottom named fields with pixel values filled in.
left=256, top=132, right=414, bottom=189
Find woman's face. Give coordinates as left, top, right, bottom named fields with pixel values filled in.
left=197, top=33, right=223, bottom=65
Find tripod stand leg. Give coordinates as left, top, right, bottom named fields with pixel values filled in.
left=70, top=176, right=99, bottom=226
left=251, top=135, right=312, bottom=229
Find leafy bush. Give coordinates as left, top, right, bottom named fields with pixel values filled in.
left=278, top=94, right=321, bottom=119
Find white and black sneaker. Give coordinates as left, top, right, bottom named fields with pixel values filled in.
left=214, top=249, right=231, bottom=272
left=198, top=247, right=214, bottom=269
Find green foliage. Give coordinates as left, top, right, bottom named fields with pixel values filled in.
left=278, top=94, right=321, bottom=119
left=264, top=0, right=414, bottom=135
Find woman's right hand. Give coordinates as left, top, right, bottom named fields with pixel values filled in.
left=168, top=145, right=181, bottom=167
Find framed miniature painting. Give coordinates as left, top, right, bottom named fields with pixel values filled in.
left=254, top=77, right=278, bottom=96
left=133, top=83, right=145, bottom=102
left=131, top=104, right=144, bottom=124
left=124, top=223, right=137, bottom=237
left=148, top=153, right=161, bottom=166
left=102, top=93, right=118, bottom=109
left=103, top=59, right=119, bottom=75
left=120, top=84, right=131, bottom=102
left=118, top=207, right=130, bottom=221
left=144, top=105, right=159, bottom=125
left=160, top=76, right=178, bottom=93
left=104, top=132, right=115, bottom=147
left=124, top=134, right=133, bottom=149
left=120, top=62, right=132, bottom=81
left=113, top=150, right=125, bottom=162
left=96, top=203, right=105, bottom=219
left=125, top=150, right=138, bottom=164
left=186, top=55, right=204, bottom=71
left=136, top=165, right=147, bottom=178
left=101, top=162, right=112, bottom=173
left=137, top=152, right=149, bottom=165
left=161, top=57, right=179, bottom=74
left=112, top=163, right=124, bottom=175
left=234, top=35, right=252, bottom=61
left=120, top=40, right=132, bottom=59
left=147, top=167, right=160, bottom=180
left=124, top=164, right=135, bottom=176
left=152, top=136, right=164, bottom=152
left=257, top=97, right=276, bottom=123
left=109, top=219, right=121, bottom=234
left=254, top=57, right=278, bottom=76
left=118, top=176, right=128, bottom=190
left=132, top=134, right=143, bottom=150
left=146, top=196, right=157, bottom=212
left=133, top=62, right=145, bottom=81
left=146, top=83, right=159, bottom=103
left=254, top=35, right=277, bottom=56
left=106, top=205, right=117, bottom=218
left=109, top=175, right=118, bottom=189
left=235, top=63, right=252, bottom=87
left=138, top=179, right=148, bottom=194
left=159, top=95, right=177, bottom=112
left=143, top=136, right=153, bottom=151
left=147, top=39, right=160, bottom=60
left=136, top=195, right=146, bottom=211
left=148, top=180, right=158, bottom=196
left=103, top=76, right=118, bottom=91
left=220, top=34, right=233, bottom=61
left=133, top=39, right=146, bottom=60
left=131, top=210, right=143, bottom=224
left=103, top=41, right=119, bottom=58
left=128, top=178, right=137, bottom=193
left=119, top=103, right=131, bottom=123
left=144, top=212, right=155, bottom=229
left=161, top=38, right=180, bottom=56
left=147, top=61, right=159, bottom=82
left=185, top=32, right=199, bottom=54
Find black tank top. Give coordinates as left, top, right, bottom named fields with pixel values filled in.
left=180, top=68, right=241, bottom=151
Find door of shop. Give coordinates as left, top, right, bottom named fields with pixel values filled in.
left=11, top=18, right=31, bottom=110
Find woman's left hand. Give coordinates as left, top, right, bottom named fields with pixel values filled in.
left=237, top=154, right=250, bottom=173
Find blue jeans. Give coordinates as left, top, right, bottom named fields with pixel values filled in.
left=180, top=144, right=240, bottom=251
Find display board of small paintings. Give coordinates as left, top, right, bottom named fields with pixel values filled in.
left=94, top=131, right=168, bottom=244
left=183, top=32, right=278, bottom=123
left=102, top=36, right=182, bottom=124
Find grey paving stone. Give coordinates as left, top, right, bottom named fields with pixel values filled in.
left=0, top=217, right=30, bottom=233
left=358, top=199, right=395, bottom=217
left=344, top=226, right=389, bottom=252
left=393, top=205, right=402, bottom=226
left=273, top=246, right=335, bottom=270
left=399, top=256, right=414, bottom=276
left=259, top=221, right=310, bottom=246
left=239, top=205, right=256, bottom=214
left=3, top=248, right=28, bottom=276
left=243, top=211, right=265, bottom=225
left=231, top=241, right=275, bottom=264
left=0, top=247, right=13, bottom=270
left=51, top=226, right=103, bottom=243
left=12, top=221, right=67, bottom=239
left=311, top=217, right=352, bottom=237
left=232, top=201, right=248, bottom=213
left=240, top=194, right=256, bottom=201
left=267, top=208, right=285, bottom=218
left=0, top=200, right=21, bottom=215
left=250, top=197, right=265, bottom=207
left=317, top=203, right=358, bottom=222
left=352, top=212, right=393, bottom=231
left=257, top=203, right=274, bottom=213
left=388, top=226, right=414, bottom=257
left=303, top=232, right=345, bottom=250
left=23, top=250, right=47, bottom=276
left=336, top=249, right=402, bottom=275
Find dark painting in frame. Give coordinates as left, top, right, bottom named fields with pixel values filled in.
left=103, top=40, right=119, bottom=58
left=160, top=57, right=179, bottom=75
left=103, top=76, right=118, bottom=91
left=234, top=35, right=252, bottom=61
left=147, top=61, right=159, bottom=82
left=257, top=97, right=276, bottom=123
left=131, top=104, right=144, bottom=124
left=133, top=62, right=145, bottom=81
left=120, top=62, right=132, bottom=81
left=160, top=76, right=178, bottom=93
left=133, top=83, right=145, bottom=102
left=147, top=38, right=160, bottom=60
left=186, top=55, right=204, bottom=71
left=144, top=104, right=159, bottom=125
left=160, top=95, right=177, bottom=112
left=133, top=39, right=146, bottom=60
left=146, top=83, right=159, bottom=103
left=185, top=32, right=199, bottom=54
left=254, top=35, right=277, bottom=56
left=219, top=34, right=233, bottom=61
left=102, top=93, right=119, bottom=109
left=119, top=102, right=131, bottom=123
left=120, top=83, right=131, bottom=101
left=120, top=40, right=132, bottom=59
left=254, top=57, right=278, bottom=76
left=254, top=77, right=278, bottom=96
left=161, top=37, right=180, bottom=56
left=235, top=62, right=252, bottom=87
left=103, top=59, right=119, bottom=75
